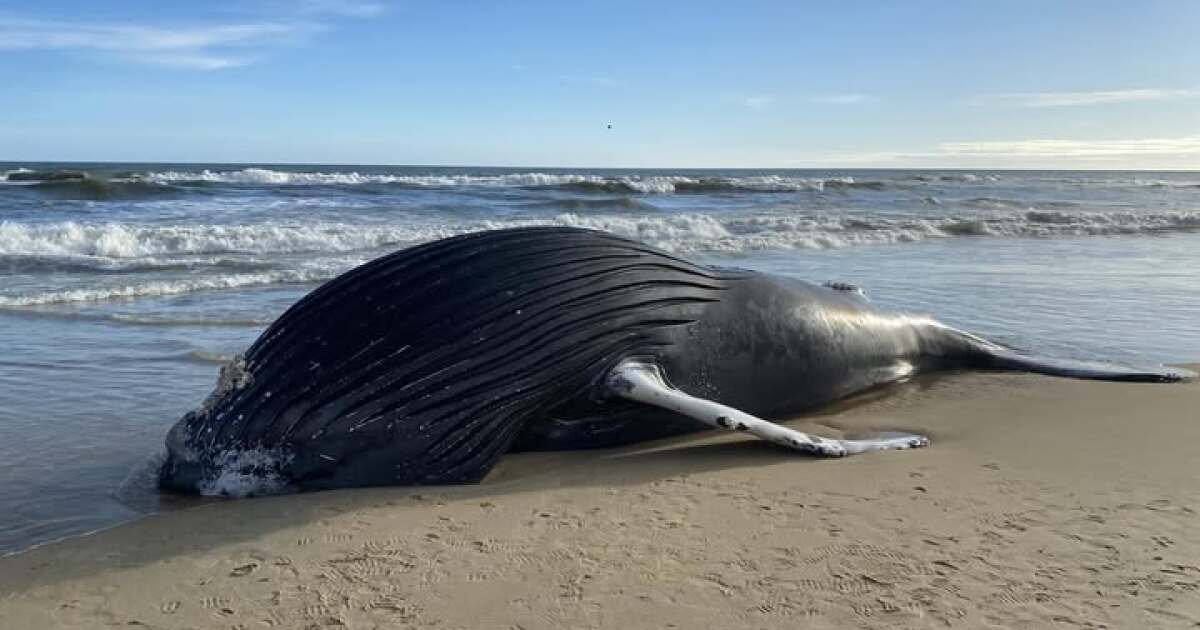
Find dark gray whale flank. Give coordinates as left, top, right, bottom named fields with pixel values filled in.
left=158, top=226, right=1194, bottom=494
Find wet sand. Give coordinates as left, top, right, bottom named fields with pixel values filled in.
left=1, top=367, right=1198, bottom=629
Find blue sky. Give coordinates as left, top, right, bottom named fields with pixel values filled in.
left=1, top=1, right=1197, bottom=168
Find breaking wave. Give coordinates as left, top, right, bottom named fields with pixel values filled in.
left=1131, top=179, right=1200, bottom=189
left=8, top=167, right=1197, bottom=197
left=2, top=169, right=179, bottom=200
left=0, top=221, right=446, bottom=258
left=520, top=196, right=661, bottom=212
left=3, top=210, right=1199, bottom=263
left=26, top=179, right=178, bottom=200
left=0, top=307, right=274, bottom=327
left=137, top=168, right=885, bottom=194
left=3, top=208, right=1199, bottom=306
left=0, top=268, right=337, bottom=306
left=0, top=254, right=276, bottom=274
left=910, top=173, right=1002, bottom=183
left=959, top=197, right=1086, bottom=211
left=4, top=168, right=87, bottom=182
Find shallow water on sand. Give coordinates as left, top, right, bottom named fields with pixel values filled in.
left=1, top=163, right=1198, bottom=554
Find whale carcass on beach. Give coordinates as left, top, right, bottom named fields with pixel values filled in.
left=158, top=227, right=1194, bottom=494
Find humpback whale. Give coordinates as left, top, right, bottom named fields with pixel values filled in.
left=158, top=227, right=1193, bottom=494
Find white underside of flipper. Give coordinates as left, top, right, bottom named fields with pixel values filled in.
left=606, top=359, right=929, bottom=457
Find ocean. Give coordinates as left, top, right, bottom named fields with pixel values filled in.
left=1, top=162, right=1198, bottom=555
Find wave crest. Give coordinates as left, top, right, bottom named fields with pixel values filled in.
left=0, top=268, right=335, bottom=306
left=2, top=168, right=185, bottom=200
left=137, top=168, right=881, bottom=194
left=5, top=210, right=1199, bottom=262
left=4, top=209, right=1198, bottom=305
left=0, top=221, right=449, bottom=258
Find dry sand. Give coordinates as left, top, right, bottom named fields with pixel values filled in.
left=1, top=368, right=1198, bottom=629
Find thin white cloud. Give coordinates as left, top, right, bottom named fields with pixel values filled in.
left=810, top=93, right=866, bottom=105
left=984, top=88, right=1200, bottom=108
left=811, top=135, right=1200, bottom=167
left=937, top=136, right=1200, bottom=159
left=139, top=54, right=255, bottom=71
left=0, top=6, right=375, bottom=71
left=0, top=19, right=300, bottom=52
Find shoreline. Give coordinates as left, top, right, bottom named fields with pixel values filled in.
left=2, top=367, right=1198, bottom=628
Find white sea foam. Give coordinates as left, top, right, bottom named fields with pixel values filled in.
left=0, top=254, right=276, bottom=274
left=183, top=350, right=240, bottom=364
left=109, top=314, right=274, bottom=327
left=0, top=221, right=449, bottom=258
left=3, top=210, right=1198, bottom=305
left=910, top=173, right=1002, bottom=183
left=4, top=211, right=1199, bottom=263
left=499, top=209, right=1200, bottom=252
left=1131, top=178, right=1200, bottom=189
left=138, top=168, right=866, bottom=193
left=0, top=168, right=37, bottom=186
left=0, top=268, right=337, bottom=306
left=943, top=173, right=1001, bottom=183
left=1026, top=175, right=1200, bottom=188
left=0, top=307, right=274, bottom=328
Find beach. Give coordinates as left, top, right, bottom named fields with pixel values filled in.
left=2, top=367, right=1197, bottom=629
left=3, top=164, right=1200, bottom=556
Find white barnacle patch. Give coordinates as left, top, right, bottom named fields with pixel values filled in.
left=197, top=447, right=294, bottom=497
left=196, top=354, right=255, bottom=416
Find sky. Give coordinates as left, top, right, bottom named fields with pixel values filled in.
left=0, top=1, right=1197, bottom=169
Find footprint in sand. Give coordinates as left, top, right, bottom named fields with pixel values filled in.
left=230, top=562, right=258, bottom=577
left=200, top=596, right=231, bottom=609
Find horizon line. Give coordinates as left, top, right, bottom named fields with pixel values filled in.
left=2, top=159, right=1197, bottom=173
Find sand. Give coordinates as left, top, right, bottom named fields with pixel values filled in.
left=1, top=368, right=1198, bottom=629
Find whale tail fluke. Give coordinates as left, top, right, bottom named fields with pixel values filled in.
left=978, top=344, right=1195, bottom=383
left=931, top=324, right=1194, bottom=383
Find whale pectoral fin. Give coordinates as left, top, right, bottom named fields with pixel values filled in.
left=605, top=359, right=929, bottom=457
